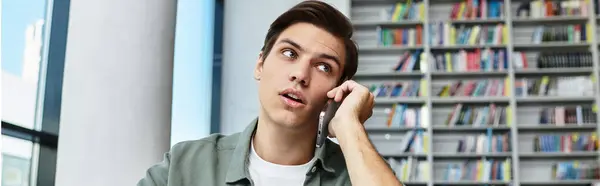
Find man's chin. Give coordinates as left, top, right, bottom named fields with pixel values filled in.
left=278, top=116, right=306, bottom=128
left=271, top=111, right=311, bottom=128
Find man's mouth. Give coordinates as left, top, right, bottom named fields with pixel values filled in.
left=282, top=93, right=304, bottom=104
left=279, top=88, right=307, bottom=108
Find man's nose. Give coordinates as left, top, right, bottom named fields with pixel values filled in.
left=288, top=59, right=311, bottom=86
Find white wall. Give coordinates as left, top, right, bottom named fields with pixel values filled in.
left=54, top=0, right=177, bottom=185
left=220, top=0, right=351, bottom=134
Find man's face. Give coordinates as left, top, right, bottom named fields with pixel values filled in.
left=254, top=22, right=346, bottom=129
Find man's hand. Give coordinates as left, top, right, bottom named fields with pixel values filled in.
left=325, top=80, right=375, bottom=137
left=325, top=80, right=403, bottom=186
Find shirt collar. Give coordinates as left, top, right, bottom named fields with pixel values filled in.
left=313, top=137, right=337, bottom=173
left=225, top=117, right=338, bottom=183
left=225, top=117, right=257, bottom=184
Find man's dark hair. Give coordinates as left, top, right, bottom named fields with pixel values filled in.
left=260, top=0, right=358, bottom=82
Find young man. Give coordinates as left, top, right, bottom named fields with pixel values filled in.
left=137, top=1, right=402, bottom=186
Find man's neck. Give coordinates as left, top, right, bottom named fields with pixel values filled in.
left=252, top=114, right=317, bottom=166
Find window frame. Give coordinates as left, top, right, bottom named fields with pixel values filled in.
left=211, top=0, right=224, bottom=134
left=1, top=0, right=70, bottom=185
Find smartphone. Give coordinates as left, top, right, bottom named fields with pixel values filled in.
left=316, top=100, right=340, bottom=148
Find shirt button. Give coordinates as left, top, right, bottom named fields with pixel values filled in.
left=311, top=166, right=317, bottom=173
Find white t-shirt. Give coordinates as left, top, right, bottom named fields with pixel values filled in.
left=248, top=141, right=317, bottom=186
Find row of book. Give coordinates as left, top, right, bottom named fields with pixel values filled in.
left=512, top=51, right=593, bottom=69
left=393, top=51, right=425, bottom=72
left=377, top=26, right=423, bottom=47
left=385, top=104, right=430, bottom=128
left=444, top=159, right=512, bottom=181
left=371, top=78, right=592, bottom=99
left=433, top=49, right=508, bottom=72
left=531, top=24, right=589, bottom=44
left=516, top=0, right=590, bottom=18
left=445, top=104, right=508, bottom=127
left=370, top=81, right=423, bottom=98
left=457, top=131, right=512, bottom=153
left=396, top=50, right=589, bottom=72
left=409, top=51, right=589, bottom=72
left=534, top=133, right=599, bottom=152
left=553, top=161, right=600, bottom=180
left=389, top=160, right=598, bottom=182
left=376, top=104, right=594, bottom=129
left=388, top=51, right=591, bottom=72
left=376, top=0, right=588, bottom=22
left=376, top=25, right=589, bottom=47
left=382, top=1, right=425, bottom=22
left=388, top=157, right=430, bottom=182
left=430, top=23, right=506, bottom=46
left=514, top=76, right=594, bottom=97
left=539, top=105, right=597, bottom=125
left=398, top=130, right=430, bottom=154
left=449, top=0, right=505, bottom=20
left=437, top=79, right=509, bottom=97
left=597, top=0, right=600, bottom=15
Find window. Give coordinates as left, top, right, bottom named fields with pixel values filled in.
left=2, top=0, right=47, bottom=130
left=2, top=0, right=69, bottom=185
left=2, top=136, right=33, bottom=186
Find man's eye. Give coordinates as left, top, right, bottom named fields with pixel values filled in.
left=282, top=49, right=297, bottom=59
left=317, top=63, right=331, bottom=73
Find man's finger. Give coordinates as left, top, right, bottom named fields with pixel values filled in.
left=370, top=98, right=375, bottom=108
left=342, top=80, right=358, bottom=92
left=335, top=85, right=345, bottom=102
left=327, top=87, right=339, bottom=98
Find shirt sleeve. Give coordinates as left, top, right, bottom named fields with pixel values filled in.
left=137, top=152, right=171, bottom=186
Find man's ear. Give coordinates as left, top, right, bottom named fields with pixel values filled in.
left=337, top=76, right=348, bottom=86
left=254, top=52, right=265, bottom=81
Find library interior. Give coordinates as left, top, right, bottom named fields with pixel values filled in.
left=4, top=0, right=600, bottom=186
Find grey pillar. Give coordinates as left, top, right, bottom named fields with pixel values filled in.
left=54, top=0, right=176, bottom=185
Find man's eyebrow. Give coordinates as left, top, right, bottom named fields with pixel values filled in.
left=317, top=53, right=340, bottom=68
left=278, top=38, right=341, bottom=67
left=278, top=39, right=305, bottom=52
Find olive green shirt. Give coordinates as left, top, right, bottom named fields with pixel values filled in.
left=137, top=118, right=351, bottom=186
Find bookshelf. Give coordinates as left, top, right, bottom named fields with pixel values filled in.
left=351, top=0, right=600, bottom=185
